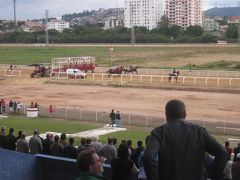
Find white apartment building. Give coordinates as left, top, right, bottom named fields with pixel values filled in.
left=124, top=0, right=165, bottom=30
left=104, top=17, right=123, bottom=29
left=47, top=19, right=69, bottom=32
left=165, top=0, right=202, bottom=29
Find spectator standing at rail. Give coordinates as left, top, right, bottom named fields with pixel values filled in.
left=9, top=100, right=13, bottom=113
left=13, top=101, right=17, bottom=113
left=30, top=102, right=34, bottom=108
left=17, top=102, right=21, bottom=114
left=6, top=127, right=16, bottom=151
left=76, top=149, right=107, bottom=180
left=144, top=99, right=228, bottom=180
left=0, top=100, right=2, bottom=115
left=111, top=144, right=139, bottom=180
left=16, top=132, right=29, bottom=154
left=59, top=133, right=69, bottom=147
left=16, top=130, right=23, bottom=141
left=50, top=135, right=63, bottom=157
left=49, top=105, right=53, bottom=114
left=0, top=126, right=7, bottom=148
left=99, top=137, right=117, bottom=164
left=29, top=129, right=43, bottom=154
left=1, top=99, right=6, bottom=113
left=234, top=143, right=240, bottom=162
left=127, top=139, right=135, bottom=160
left=232, top=153, right=240, bottom=180
left=110, top=109, right=115, bottom=127
left=78, top=137, right=87, bottom=153
left=115, top=111, right=121, bottom=127
left=91, top=137, right=102, bottom=155
left=34, top=102, right=39, bottom=109
left=134, top=140, right=144, bottom=168
left=225, top=141, right=233, bottom=160
left=63, top=137, right=78, bottom=159
left=42, top=133, right=54, bottom=155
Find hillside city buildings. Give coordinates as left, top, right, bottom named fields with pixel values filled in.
left=0, top=2, right=239, bottom=37
left=165, top=0, right=203, bottom=28
left=124, top=0, right=165, bottom=30
left=47, top=17, right=69, bottom=32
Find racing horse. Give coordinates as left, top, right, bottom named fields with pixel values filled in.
left=123, top=65, right=139, bottom=74
left=106, top=66, right=124, bottom=75
left=168, top=71, right=180, bottom=83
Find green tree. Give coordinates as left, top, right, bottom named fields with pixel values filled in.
left=225, top=25, right=238, bottom=39
left=185, top=25, right=203, bottom=36
left=157, top=15, right=169, bottom=35
left=168, top=25, right=182, bottom=38
left=200, top=33, right=218, bottom=43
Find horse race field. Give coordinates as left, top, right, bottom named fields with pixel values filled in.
left=0, top=44, right=240, bottom=138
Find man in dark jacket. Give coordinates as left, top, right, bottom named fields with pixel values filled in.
left=144, top=99, right=228, bottom=180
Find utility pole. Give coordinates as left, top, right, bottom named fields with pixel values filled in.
left=45, top=10, right=49, bottom=45
left=131, top=7, right=135, bottom=45
left=12, top=0, right=17, bottom=30
left=238, top=1, right=240, bottom=44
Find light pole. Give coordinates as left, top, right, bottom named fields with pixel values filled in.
left=12, top=0, right=17, bottom=30
left=45, top=10, right=49, bottom=45
left=131, top=6, right=135, bottom=45
left=238, top=1, right=240, bottom=44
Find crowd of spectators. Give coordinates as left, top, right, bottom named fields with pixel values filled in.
left=0, top=99, right=40, bottom=115
left=1, top=99, right=240, bottom=180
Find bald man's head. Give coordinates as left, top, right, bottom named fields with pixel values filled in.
left=165, top=99, right=186, bottom=121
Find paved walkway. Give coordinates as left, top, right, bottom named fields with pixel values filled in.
left=26, top=124, right=126, bottom=141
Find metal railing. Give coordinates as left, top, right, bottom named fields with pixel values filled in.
left=51, top=72, right=240, bottom=87
left=1, top=104, right=240, bottom=136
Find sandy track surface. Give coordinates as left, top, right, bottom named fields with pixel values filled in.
left=0, top=73, right=240, bottom=123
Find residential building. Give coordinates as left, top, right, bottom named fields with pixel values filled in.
left=104, top=17, right=123, bottom=29
left=165, top=0, right=203, bottom=29
left=48, top=18, right=69, bottom=32
left=228, top=16, right=240, bottom=26
left=124, top=0, right=165, bottom=30
left=202, top=18, right=220, bottom=31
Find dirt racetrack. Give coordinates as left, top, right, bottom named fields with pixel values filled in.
left=0, top=70, right=240, bottom=124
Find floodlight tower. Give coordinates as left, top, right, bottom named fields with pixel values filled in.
left=12, top=0, right=17, bottom=30
left=45, top=10, right=49, bottom=45
left=131, top=6, right=135, bottom=45
left=238, top=0, right=240, bottom=44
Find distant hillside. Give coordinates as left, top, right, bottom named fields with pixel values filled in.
left=205, top=7, right=240, bottom=17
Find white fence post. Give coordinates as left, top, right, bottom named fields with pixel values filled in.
left=128, top=114, right=131, bottom=125
left=96, top=111, right=98, bottom=121
left=145, top=115, right=148, bottom=127
left=120, top=75, right=123, bottom=85
left=223, top=121, right=226, bottom=134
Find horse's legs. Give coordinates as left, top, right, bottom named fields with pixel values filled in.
left=168, top=76, right=171, bottom=82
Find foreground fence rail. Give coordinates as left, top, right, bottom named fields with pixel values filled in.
left=1, top=104, right=238, bottom=136
left=51, top=72, right=240, bottom=87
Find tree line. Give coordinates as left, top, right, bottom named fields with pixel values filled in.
left=0, top=22, right=238, bottom=44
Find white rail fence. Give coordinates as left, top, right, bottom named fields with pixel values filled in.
left=96, top=67, right=240, bottom=78
left=0, top=70, right=21, bottom=76
left=51, top=72, right=240, bottom=87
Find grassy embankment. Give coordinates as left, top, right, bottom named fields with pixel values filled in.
left=0, top=46, right=239, bottom=70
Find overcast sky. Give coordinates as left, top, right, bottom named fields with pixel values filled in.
left=0, top=0, right=238, bottom=20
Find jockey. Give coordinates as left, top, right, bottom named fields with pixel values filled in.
left=173, top=68, right=177, bottom=75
